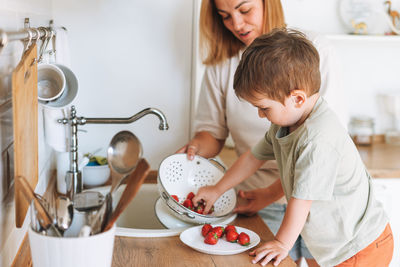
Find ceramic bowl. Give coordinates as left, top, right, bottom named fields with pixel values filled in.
left=82, top=164, right=110, bottom=188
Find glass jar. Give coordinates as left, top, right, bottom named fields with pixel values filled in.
left=349, top=116, right=374, bottom=146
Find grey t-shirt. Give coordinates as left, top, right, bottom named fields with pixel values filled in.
left=252, top=97, right=387, bottom=266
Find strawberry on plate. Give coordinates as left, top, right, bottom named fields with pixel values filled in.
left=225, top=225, right=237, bottom=233
left=238, top=232, right=250, bottom=246
left=226, top=230, right=239, bottom=243
left=204, top=232, right=218, bottom=245
left=171, top=195, right=179, bottom=202
left=201, top=224, right=213, bottom=237
left=180, top=225, right=261, bottom=255
left=212, top=226, right=224, bottom=238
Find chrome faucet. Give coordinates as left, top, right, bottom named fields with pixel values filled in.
left=58, top=106, right=169, bottom=200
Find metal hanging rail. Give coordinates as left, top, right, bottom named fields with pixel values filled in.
left=0, top=18, right=55, bottom=59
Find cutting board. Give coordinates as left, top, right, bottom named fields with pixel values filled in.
left=12, top=44, right=38, bottom=228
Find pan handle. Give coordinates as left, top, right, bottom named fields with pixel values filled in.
left=161, top=191, right=195, bottom=219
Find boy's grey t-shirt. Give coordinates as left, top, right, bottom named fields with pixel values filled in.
left=252, top=97, right=388, bottom=266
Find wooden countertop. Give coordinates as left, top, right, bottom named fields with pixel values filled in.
left=220, top=143, right=400, bottom=178
left=13, top=214, right=296, bottom=267
left=13, top=177, right=295, bottom=267
left=112, top=214, right=296, bottom=267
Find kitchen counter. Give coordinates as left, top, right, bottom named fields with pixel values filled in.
left=220, top=142, right=400, bottom=178
left=13, top=213, right=296, bottom=267
left=112, top=214, right=296, bottom=267
left=12, top=176, right=295, bottom=267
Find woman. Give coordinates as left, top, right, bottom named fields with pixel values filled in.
left=177, top=1, right=346, bottom=266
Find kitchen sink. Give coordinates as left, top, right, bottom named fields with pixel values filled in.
left=94, top=183, right=236, bottom=238
left=95, top=184, right=189, bottom=237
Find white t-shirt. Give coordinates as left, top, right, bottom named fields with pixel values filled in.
left=252, top=97, right=387, bottom=266
left=194, top=31, right=348, bottom=194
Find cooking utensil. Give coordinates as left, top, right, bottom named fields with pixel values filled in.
left=12, top=44, right=39, bottom=227
left=107, top=130, right=142, bottom=194
left=90, top=130, right=142, bottom=234
left=73, top=191, right=105, bottom=211
left=157, top=154, right=237, bottom=224
left=30, top=201, right=43, bottom=234
left=103, top=131, right=142, bottom=226
left=17, top=176, right=62, bottom=237
left=55, top=195, right=74, bottom=234
left=103, top=158, right=150, bottom=232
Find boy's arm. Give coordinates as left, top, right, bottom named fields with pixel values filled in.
left=192, top=150, right=266, bottom=213
left=250, top=197, right=312, bottom=266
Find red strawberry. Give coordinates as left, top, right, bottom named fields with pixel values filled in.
left=226, top=230, right=239, bottom=243
left=182, top=199, right=194, bottom=210
left=186, top=192, right=195, bottom=200
left=212, top=226, right=224, bottom=238
left=238, top=232, right=250, bottom=246
left=194, top=203, right=205, bottom=214
left=225, top=225, right=237, bottom=233
left=171, top=195, right=179, bottom=202
left=204, top=232, right=218, bottom=245
left=201, top=224, right=213, bottom=237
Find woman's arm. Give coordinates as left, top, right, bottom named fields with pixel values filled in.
left=233, top=178, right=284, bottom=215
left=175, top=131, right=225, bottom=160
left=192, top=150, right=266, bottom=213
left=250, top=197, right=312, bottom=266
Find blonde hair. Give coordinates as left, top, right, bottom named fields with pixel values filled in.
left=199, top=0, right=286, bottom=65
left=234, top=28, right=321, bottom=103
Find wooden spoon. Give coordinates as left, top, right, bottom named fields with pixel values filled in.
left=102, top=158, right=150, bottom=232
left=17, top=176, right=62, bottom=237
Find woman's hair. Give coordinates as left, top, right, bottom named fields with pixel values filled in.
left=233, top=28, right=321, bottom=104
left=199, top=0, right=286, bottom=65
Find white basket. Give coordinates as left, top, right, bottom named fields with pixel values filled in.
left=157, top=154, right=236, bottom=224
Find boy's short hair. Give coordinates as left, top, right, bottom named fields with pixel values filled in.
left=234, top=28, right=321, bottom=104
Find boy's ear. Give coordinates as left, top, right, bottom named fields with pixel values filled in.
left=290, top=90, right=307, bottom=108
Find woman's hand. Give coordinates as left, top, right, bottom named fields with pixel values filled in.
left=233, top=179, right=285, bottom=215
left=175, top=143, right=199, bottom=160
left=249, top=239, right=290, bottom=266
left=175, top=131, right=225, bottom=161
left=192, top=185, right=221, bottom=214
left=233, top=189, right=272, bottom=216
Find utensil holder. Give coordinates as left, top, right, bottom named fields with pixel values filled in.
left=28, top=225, right=115, bottom=267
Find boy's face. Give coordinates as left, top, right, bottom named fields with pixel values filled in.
left=245, top=92, right=306, bottom=127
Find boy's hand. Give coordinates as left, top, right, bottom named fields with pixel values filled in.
left=249, top=239, right=289, bottom=266
left=192, top=185, right=221, bottom=214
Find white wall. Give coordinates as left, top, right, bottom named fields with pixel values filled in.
left=193, top=0, right=400, bottom=134
left=283, top=0, right=400, bottom=133
left=51, top=0, right=195, bottom=169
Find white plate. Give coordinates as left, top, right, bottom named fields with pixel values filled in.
left=180, top=225, right=260, bottom=255
left=155, top=198, right=237, bottom=229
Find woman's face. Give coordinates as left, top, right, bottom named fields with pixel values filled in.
left=214, top=0, right=264, bottom=46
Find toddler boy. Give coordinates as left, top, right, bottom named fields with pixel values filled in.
left=192, top=29, right=393, bottom=266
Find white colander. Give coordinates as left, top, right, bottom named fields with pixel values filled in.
left=157, top=153, right=237, bottom=224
